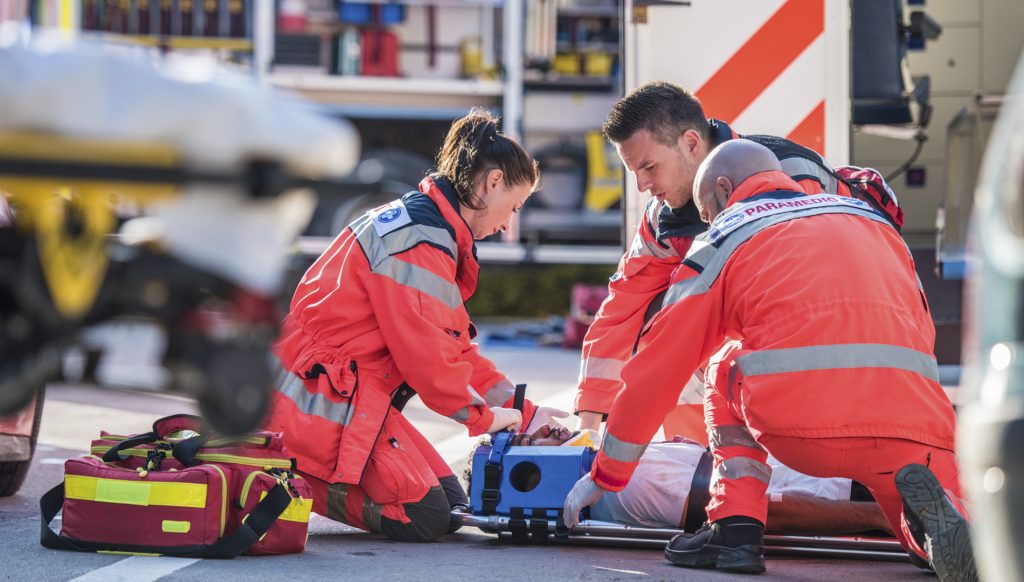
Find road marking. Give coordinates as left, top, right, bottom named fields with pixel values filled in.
left=593, top=566, right=648, bottom=576
left=68, top=556, right=199, bottom=582
left=40, top=457, right=70, bottom=465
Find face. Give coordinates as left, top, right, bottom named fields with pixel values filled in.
left=694, top=174, right=732, bottom=223
left=461, top=169, right=532, bottom=240
left=512, top=425, right=575, bottom=447
left=615, top=128, right=708, bottom=209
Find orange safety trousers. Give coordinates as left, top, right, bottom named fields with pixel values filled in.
left=297, top=408, right=465, bottom=543
left=705, top=370, right=967, bottom=561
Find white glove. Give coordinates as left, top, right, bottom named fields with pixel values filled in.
left=562, top=473, right=607, bottom=528
left=486, top=407, right=523, bottom=433
left=526, top=406, right=571, bottom=433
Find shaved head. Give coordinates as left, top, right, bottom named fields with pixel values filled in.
left=693, top=139, right=782, bottom=222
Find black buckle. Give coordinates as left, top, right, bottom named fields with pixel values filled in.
left=481, top=489, right=500, bottom=503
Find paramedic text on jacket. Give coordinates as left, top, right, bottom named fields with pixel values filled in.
left=265, top=110, right=562, bottom=543
left=568, top=139, right=973, bottom=580
left=574, top=82, right=904, bottom=445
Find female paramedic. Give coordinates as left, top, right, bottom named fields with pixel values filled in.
left=265, top=109, right=566, bottom=542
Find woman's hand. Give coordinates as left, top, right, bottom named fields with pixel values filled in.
left=487, top=407, right=523, bottom=433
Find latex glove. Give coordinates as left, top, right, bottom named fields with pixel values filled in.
left=562, top=473, right=606, bottom=528
left=487, top=407, right=523, bottom=433
left=525, top=406, right=571, bottom=433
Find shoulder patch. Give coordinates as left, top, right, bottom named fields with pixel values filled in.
left=371, top=200, right=413, bottom=236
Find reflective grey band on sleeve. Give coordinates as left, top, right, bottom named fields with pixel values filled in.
left=273, top=362, right=353, bottom=426
left=449, top=406, right=471, bottom=423
left=712, top=456, right=772, bottom=487
left=600, top=432, right=648, bottom=464
left=580, top=357, right=626, bottom=383
left=735, top=343, right=940, bottom=382
left=709, top=424, right=764, bottom=451
left=483, top=382, right=514, bottom=407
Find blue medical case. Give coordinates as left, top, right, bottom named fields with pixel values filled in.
left=469, top=431, right=596, bottom=521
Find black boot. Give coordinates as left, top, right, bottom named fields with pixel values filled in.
left=664, top=515, right=766, bottom=574
left=895, top=463, right=978, bottom=582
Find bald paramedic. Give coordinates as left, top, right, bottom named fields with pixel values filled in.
left=564, top=140, right=975, bottom=582
left=574, top=82, right=903, bottom=444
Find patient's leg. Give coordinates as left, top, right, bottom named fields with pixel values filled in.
left=765, top=492, right=891, bottom=535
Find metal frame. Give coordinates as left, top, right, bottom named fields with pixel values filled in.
left=454, top=512, right=909, bottom=562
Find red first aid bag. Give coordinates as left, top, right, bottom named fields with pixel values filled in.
left=40, top=414, right=313, bottom=558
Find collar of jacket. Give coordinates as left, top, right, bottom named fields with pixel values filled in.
left=418, top=173, right=480, bottom=301
left=725, top=170, right=805, bottom=207
left=708, top=118, right=739, bottom=147
left=656, top=199, right=706, bottom=242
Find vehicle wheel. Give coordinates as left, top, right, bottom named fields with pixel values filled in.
left=197, top=344, right=270, bottom=436
left=0, top=386, right=45, bottom=497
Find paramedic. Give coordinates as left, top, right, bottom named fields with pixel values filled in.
left=565, top=139, right=974, bottom=582
left=575, top=82, right=903, bottom=444
left=266, top=109, right=566, bottom=543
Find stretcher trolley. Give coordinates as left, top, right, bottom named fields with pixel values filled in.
left=455, top=429, right=910, bottom=562
left=0, top=39, right=361, bottom=463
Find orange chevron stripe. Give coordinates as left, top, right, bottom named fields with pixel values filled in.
left=695, top=0, right=824, bottom=124
left=786, top=100, right=826, bottom=156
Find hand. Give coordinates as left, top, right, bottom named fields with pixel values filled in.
left=486, top=407, right=523, bottom=433
left=525, top=406, right=571, bottom=433
left=563, top=474, right=606, bottom=528
left=576, top=411, right=603, bottom=432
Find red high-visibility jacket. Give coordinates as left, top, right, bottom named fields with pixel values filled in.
left=267, top=175, right=525, bottom=485
left=591, top=171, right=954, bottom=491
left=575, top=120, right=845, bottom=416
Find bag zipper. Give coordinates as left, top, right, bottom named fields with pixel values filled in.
left=89, top=446, right=291, bottom=469
left=98, top=434, right=269, bottom=447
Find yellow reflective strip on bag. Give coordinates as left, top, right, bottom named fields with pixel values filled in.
left=161, top=520, right=191, bottom=533
left=65, top=475, right=208, bottom=508
left=98, top=550, right=163, bottom=557
left=259, top=491, right=313, bottom=523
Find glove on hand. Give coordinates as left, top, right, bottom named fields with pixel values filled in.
left=525, top=406, right=571, bottom=433
left=486, top=407, right=523, bottom=433
left=562, top=473, right=606, bottom=528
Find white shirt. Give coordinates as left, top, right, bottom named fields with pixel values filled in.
left=590, top=442, right=852, bottom=528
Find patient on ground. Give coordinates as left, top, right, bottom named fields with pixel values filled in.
left=504, top=426, right=891, bottom=535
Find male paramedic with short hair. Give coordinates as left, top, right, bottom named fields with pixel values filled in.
left=574, top=81, right=903, bottom=444
left=564, top=139, right=975, bottom=582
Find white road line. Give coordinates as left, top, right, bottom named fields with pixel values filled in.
left=68, top=556, right=199, bottom=582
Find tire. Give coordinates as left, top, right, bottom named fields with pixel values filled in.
left=0, top=386, right=45, bottom=497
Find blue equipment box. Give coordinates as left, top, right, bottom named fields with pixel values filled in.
left=469, top=431, right=596, bottom=517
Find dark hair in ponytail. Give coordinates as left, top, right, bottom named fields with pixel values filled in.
left=436, top=108, right=539, bottom=210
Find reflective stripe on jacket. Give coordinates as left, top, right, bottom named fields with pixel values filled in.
left=267, top=175, right=506, bottom=485
left=591, top=171, right=954, bottom=491
left=575, top=119, right=843, bottom=415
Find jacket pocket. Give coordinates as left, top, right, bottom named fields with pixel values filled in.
left=309, top=358, right=359, bottom=400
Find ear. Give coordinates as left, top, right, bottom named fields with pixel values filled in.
left=487, top=168, right=504, bottom=191
left=680, top=129, right=703, bottom=155
left=716, top=176, right=733, bottom=197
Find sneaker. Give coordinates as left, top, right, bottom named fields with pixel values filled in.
left=895, top=463, right=978, bottom=582
left=664, top=516, right=766, bottom=574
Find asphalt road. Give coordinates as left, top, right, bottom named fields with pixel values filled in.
left=0, top=343, right=933, bottom=581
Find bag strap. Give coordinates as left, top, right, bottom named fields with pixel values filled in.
left=101, top=414, right=207, bottom=463
left=40, top=479, right=293, bottom=559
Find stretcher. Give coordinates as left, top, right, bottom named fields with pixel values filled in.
left=458, top=428, right=909, bottom=562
